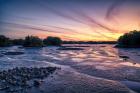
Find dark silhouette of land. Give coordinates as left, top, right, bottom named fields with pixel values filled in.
left=0, top=35, right=116, bottom=47
left=63, top=41, right=116, bottom=44
left=0, top=35, right=62, bottom=47
left=116, top=30, right=140, bottom=48
left=1, top=30, right=140, bottom=48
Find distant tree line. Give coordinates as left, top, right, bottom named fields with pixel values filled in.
left=116, top=30, right=140, bottom=48
left=0, top=35, right=12, bottom=47
left=0, top=35, right=62, bottom=47
left=63, top=41, right=117, bottom=44
left=4, top=32, right=140, bottom=48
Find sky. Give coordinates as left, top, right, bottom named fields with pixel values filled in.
left=0, top=0, right=140, bottom=41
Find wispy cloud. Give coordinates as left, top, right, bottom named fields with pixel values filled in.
left=35, top=0, right=85, bottom=24
left=106, top=0, right=127, bottom=20
left=36, top=1, right=115, bottom=39
left=43, top=25, right=99, bottom=37
left=0, top=21, right=63, bottom=34
left=1, top=0, right=133, bottom=41
left=71, top=9, right=118, bottom=39
left=33, top=0, right=115, bottom=39
left=0, top=21, right=98, bottom=39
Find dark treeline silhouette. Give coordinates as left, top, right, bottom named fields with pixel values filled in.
left=12, top=39, right=24, bottom=45
left=23, top=36, right=44, bottom=47
left=0, top=35, right=12, bottom=47
left=43, top=36, right=62, bottom=46
left=0, top=35, right=62, bottom=47
left=63, top=41, right=116, bottom=44
left=0, top=35, right=117, bottom=47
left=23, top=36, right=62, bottom=47
left=116, top=30, right=140, bottom=48
left=1, top=30, right=140, bottom=48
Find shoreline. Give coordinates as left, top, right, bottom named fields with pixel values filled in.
left=0, top=44, right=140, bottom=93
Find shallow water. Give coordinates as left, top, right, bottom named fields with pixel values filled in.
left=121, top=81, right=140, bottom=93
left=0, top=44, right=140, bottom=93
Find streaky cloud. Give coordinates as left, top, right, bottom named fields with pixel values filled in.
left=71, top=10, right=117, bottom=39
left=106, top=0, right=127, bottom=21
left=73, top=9, right=121, bottom=33
left=35, top=0, right=85, bottom=25
left=37, top=2, right=114, bottom=39
left=44, top=25, right=99, bottom=38
left=0, top=21, right=63, bottom=34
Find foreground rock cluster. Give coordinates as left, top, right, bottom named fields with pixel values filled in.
left=0, top=67, right=57, bottom=92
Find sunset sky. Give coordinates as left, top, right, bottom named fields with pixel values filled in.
left=0, top=0, right=140, bottom=41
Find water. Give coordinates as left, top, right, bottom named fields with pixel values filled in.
left=0, top=44, right=140, bottom=93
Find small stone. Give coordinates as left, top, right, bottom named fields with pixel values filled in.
left=33, top=80, right=41, bottom=87
left=119, top=55, right=129, bottom=59
left=0, top=85, right=9, bottom=90
left=0, top=67, right=57, bottom=91
left=119, top=55, right=129, bottom=61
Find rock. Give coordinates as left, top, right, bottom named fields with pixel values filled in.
left=6, top=87, right=23, bottom=93
left=119, top=55, right=129, bottom=61
left=119, top=56, right=129, bottom=58
left=0, top=67, right=57, bottom=91
left=33, top=80, right=41, bottom=87
left=46, top=67, right=57, bottom=73
left=0, top=84, right=9, bottom=90
left=3, top=51, right=24, bottom=55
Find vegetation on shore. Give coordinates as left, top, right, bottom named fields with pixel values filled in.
left=63, top=41, right=116, bottom=44
left=2, top=30, right=140, bottom=48
left=23, top=36, right=44, bottom=47
left=0, top=35, right=62, bottom=47
left=116, top=30, right=140, bottom=48
left=0, top=35, right=12, bottom=47
left=43, top=36, right=62, bottom=46
left=0, top=67, right=57, bottom=92
left=12, top=39, right=24, bottom=45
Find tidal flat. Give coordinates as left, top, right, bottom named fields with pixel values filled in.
left=0, top=44, right=140, bottom=93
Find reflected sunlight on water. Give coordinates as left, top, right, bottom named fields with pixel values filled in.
left=120, top=62, right=140, bottom=68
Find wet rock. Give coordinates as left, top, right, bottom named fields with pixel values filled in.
left=119, top=56, right=129, bottom=59
left=0, top=67, right=57, bottom=92
left=33, top=80, right=41, bottom=87
left=119, top=55, right=129, bottom=61
left=3, top=51, right=24, bottom=55
left=0, top=84, right=9, bottom=90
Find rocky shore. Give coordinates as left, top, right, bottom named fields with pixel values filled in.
left=0, top=67, right=58, bottom=93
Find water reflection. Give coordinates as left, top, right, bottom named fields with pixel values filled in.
left=120, top=62, right=140, bottom=68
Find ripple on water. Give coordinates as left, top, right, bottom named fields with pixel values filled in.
left=121, top=81, right=140, bottom=93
